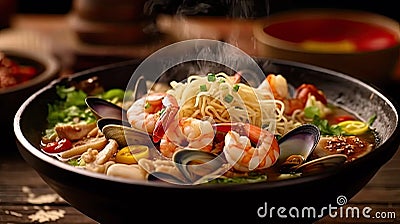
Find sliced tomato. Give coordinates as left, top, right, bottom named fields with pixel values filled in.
left=42, top=138, right=72, bottom=153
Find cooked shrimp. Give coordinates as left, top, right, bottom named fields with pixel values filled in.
left=262, top=73, right=289, bottom=100
left=159, top=117, right=215, bottom=158
left=218, top=122, right=280, bottom=172
left=126, top=92, right=166, bottom=134
left=262, top=74, right=328, bottom=116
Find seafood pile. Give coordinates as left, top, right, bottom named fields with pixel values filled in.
left=40, top=72, right=377, bottom=185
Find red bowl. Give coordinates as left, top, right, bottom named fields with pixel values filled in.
left=253, top=9, right=400, bottom=86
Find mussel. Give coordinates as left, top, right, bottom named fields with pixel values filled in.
left=97, top=117, right=131, bottom=131
left=85, top=96, right=128, bottom=121
left=85, top=75, right=155, bottom=148
left=143, top=149, right=229, bottom=185
left=276, top=124, right=347, bottom=174
left=101, top=124, right=152, bottom=148
left=276, top=124, right=320, bottom=172
left=173, top=149, right=229, bottom=184
left=85, top=74, right=148, bottom=125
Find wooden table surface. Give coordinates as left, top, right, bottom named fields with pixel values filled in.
left=1, top=14, right=400, bottom=224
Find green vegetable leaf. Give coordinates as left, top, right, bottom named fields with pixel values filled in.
left=102, top=89, right=125, bottom=101
left=312, top=115, right=343, bottom=136
left=46, top=85, right=96, bottom=129
left=65, top=90, right=87, bottom=107
left=304, top=106, right=320, bottom=119
left=207, top=172, right=267, bottom=184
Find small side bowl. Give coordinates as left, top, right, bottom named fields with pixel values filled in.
left=253, top=9, right=400, bottom=86
left=0, top=49, right=60, bottom=148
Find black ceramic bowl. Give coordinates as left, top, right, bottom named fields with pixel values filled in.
left=1, top=49, right=60, bottom=149
left=14, top=58, right=400, bottom=223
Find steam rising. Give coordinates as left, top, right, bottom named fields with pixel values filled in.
left=126, top=39, right=266, bottom=89
left=145, top=0, right=270, bottom=18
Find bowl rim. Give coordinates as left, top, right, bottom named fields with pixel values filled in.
left=13, top=58, right=400, bottom=190
left=0, top=48, right=60, bottom=94
left=253, top=8, right=400, bottom=54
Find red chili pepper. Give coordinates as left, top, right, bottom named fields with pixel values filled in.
left=42, top=138, right=72, bottom=153
left=333, top=115, right=356, bottom=124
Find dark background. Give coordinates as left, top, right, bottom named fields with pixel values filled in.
left=15, top=0, right=399, bottom=22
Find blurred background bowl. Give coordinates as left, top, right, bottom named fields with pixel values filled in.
left=68, top=0, right=157, bottom=45
left=1, top=49, right=60, bottom=150
left=253, top=9, right=400, bottom=86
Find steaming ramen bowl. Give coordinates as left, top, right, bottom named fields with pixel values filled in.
left=14, top=57, right=400, bottom=223
left=253, top=9, right=400, bottom=86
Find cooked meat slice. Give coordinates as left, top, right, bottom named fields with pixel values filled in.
left=55, top=122, right=97, bottom=141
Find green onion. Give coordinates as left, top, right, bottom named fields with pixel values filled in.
left=367, top=114, right=377, bottom=126
left=144, top=102, right=151, bottom=109
left=200, top=84, right=207, bottom=92
left=233, top=84, right=239, bottom=92
left=207, top=73, right=216, bottom=82
left=224, top=94, right=234, bottom=103
left=158, top=108, right=166, bottom=116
